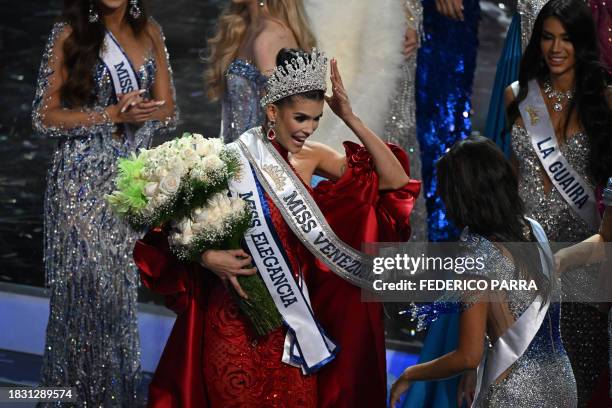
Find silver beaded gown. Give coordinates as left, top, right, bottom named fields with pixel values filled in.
left=32, top=21, right=177, bottom=406
left=511, top=124, right=608, bottom=406
left=413, top=229, right=578, bottom=407
left=463, top=233, right=578, bottom=408
left=220, top=58, right=267, bottom=143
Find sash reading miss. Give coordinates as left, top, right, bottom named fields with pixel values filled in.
left=282, top=190, right=362, bottom=275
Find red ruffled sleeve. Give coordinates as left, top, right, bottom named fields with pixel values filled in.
left=314, top=141, right=421, bottom=244
left=308, top=141, right=421, bottom=408
left=133, top=229, right=209, bottom=408
left=133, top=228, right=203, bottom=314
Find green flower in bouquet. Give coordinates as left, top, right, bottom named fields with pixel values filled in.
left=106, top=133, right=242, bottom=230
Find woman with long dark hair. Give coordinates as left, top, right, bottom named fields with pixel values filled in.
left=504, top=0, right=611, bottom=404
left=32, top=0, right=177, bottom=405
left=390, top=136, right=577, bottom=407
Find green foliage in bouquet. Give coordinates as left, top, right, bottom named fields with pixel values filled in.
left=106, top=154, right=147, bottom=214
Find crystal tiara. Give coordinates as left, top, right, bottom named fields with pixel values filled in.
left=260, top=49, right=328, bottom=107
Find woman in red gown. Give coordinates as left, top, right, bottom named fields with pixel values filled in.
left=134, top=49, right=420, bottom=407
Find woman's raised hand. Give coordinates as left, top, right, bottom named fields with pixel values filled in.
left=200, top=249, right=257, bottom=299
left=324, top=59, right=354, bottom=121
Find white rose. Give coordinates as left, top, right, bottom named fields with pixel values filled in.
left=181, top=147, right=199, bottom=168
left=230, top=198, right=245, bottom=212
left=221, top=193, right=232, bottom=207
left=169, top=159, right=185, bottom=177
left=192, top=208, right=209, bottom=223
left=159, top=173, right=181, bottom=196
left=169, top=232, right=182, bottom=245
left=209, top=193, right=224, bottom=209
left=180, top=232, right=194, bottom=246
left=177, top=218, right=193, bottom=234
left=202, top=155, right=224, bottom=172
left=210, top=138, right=225, bottom=155
left=191, top=222, right=205, bottom=234
left=143, top=182, right=159, bottom=198
left=155, top=167, right=169, bottom=179
left=195, top=138, right=213, bottom=157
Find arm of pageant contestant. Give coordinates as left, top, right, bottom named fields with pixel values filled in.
left=389, top=301, right=488, bottom=407
left=32, top=23, right=171, bottom=138
left=555, top=188, right=612, bottom=273
left=309, top=59, right=412, bottom=190
left=140, top=19, right=178, bottom=132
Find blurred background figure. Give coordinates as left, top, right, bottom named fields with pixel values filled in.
left=205, top=0, right=315, bottom=143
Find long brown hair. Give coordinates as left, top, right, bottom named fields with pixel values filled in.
left=204, top=0, right=316, bottom=101
left=60, top=0, right=148, bottom=108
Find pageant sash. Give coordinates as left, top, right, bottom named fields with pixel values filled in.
left=101, top=31, right=140, bottom=95
left=519, top=80, right=600, bottom=229
left=473, top=218, right=553, bottom=405
left=235, top=127, right=376, bottom=289
left=227, top=142, right=337, bottom=374
left=100, top=30, right=140, bottom=138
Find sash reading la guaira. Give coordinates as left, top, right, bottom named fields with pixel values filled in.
left=518, top=80, right=600, bottom=229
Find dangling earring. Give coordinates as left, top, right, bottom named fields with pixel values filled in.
left=258, top=1, right=265, bottom=7
left=267, top=121, right=276, bottom=141
left=88, top=1, right=99, bottom=23
left=129, top=0, right=142, bottom=19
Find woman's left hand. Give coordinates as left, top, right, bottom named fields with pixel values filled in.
left=325, top=59, right=353, bottom=121
left=389, top=369, right=413, bottom=407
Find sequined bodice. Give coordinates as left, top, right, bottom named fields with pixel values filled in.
left=92, top=55, right=156, bottom=108
left=518, top=0, right=550, bottom=50
left=511, top=125, right=596, bottom=241
left=462, top=233, right=537, bottom=320
left=221, top=59, right=267, bottom=143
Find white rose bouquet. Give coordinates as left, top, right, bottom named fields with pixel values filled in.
left=106, top=133, right=240, bottom=230
left=107, top=133, right=281, bottom=336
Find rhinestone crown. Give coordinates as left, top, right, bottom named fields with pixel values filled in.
left=260, top=49, right=328, bottom=107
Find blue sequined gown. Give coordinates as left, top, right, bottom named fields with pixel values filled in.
left=32, top=22, right=177, bottom=406
left=220, top=58, right=267, bottom=143
left=415, top=0, right=479, bottom=243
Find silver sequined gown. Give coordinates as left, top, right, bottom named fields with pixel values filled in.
left=32, top=22, right=177, bottom=406
left=460, top=233, right=578, bottom=407
left=511, top=125, right=608, bottom=406
left=220, top=58, right=267, bottom=143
